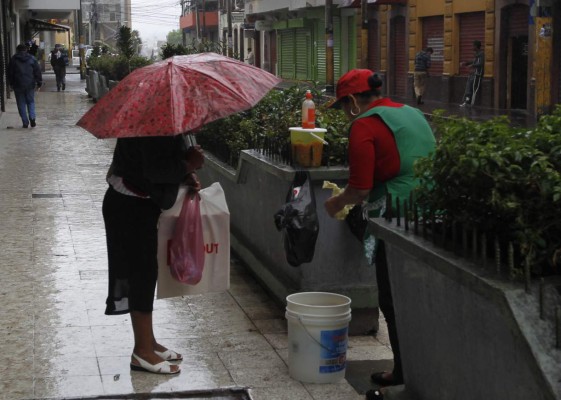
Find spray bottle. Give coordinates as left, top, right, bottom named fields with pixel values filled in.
left=301, top=90, right=316, bottom=129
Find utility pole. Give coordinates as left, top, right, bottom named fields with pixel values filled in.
left=195, top=0, right=200, bottom=41
left=91, top=0, right=97, bottom=44
left=78, top=2, right=86, bottom=79
left=360, top=0, right=368, bottom=68
left=180, top=0, right=186, bottom=46
left=325, top=0, right=334, bottom=93
left=227, top=0, right=232, bottom=57
left=202, top=0, right=207, bottom=40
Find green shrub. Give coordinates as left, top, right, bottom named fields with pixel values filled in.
left=160, top=43, right=190, bottom=59
left=159, top=38, right=226, bottom=60
left=415, top=108, right=561, bottom=276
left=196, top=84, right=349, bottom=167
left=88, top=54, right=152, bottom=80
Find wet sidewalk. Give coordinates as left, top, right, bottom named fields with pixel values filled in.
left=0, top=72, right=391, bottom=400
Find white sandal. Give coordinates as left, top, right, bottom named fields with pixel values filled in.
left=130, top=353, right=181, bottom=374
left=155, top=349, right=183, bottom=362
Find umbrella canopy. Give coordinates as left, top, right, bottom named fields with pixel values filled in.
left=77, top=52, right=282, bottom=138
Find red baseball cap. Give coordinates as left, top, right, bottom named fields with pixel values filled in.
left=330, top=69, right=376, bottom=108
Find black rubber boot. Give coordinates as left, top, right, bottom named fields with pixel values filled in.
left=366, top=389, right=384, bottom=400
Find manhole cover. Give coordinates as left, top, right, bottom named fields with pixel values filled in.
left=32, top=193, right=63, bottom=198
left=40, top=388, right=251, bottom=400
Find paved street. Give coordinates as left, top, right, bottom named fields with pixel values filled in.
left=0, top=71, right=392, bottom=400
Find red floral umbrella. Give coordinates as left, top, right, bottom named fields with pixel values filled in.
left=77, top=52, right=282, bottom=138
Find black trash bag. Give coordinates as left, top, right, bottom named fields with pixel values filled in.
left=345, top=203, right=367, bottom=242
left=274, top=171, right=319, bottom=267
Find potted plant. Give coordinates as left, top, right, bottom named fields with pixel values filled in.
left=86, top=26, right=152, bottom=100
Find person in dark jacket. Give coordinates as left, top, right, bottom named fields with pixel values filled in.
left=7, top=44, right=43, bottom=128
left=103, top=134, right=204, bottom=374
left=27, top=39, right=39, bottom=57
left=460, top=40, right=484, bottom=107
left=413, top=47, right=433, bottom=105
left=50, top=44, right=67, bottom=91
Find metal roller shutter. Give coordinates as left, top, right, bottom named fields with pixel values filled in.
left=509, top=5, right=528, bottom=36
left=316, top=19, right=326, bottom=82
left=422, top=16, right=444, bottom=76
left=368, top=18, right=379, bottom=71
left=295, top=28, right=312, bottom=80
left=459, top=12, right=485, bottom=76
left=279, top=30, right=295, bottom=79
left=334, top=16, right=342, bottom=81
left=391, top=16, right=407, bottom=97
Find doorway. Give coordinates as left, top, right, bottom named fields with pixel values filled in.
left=509, top=35, right=528, bottom=109
left=499, top=3, right=529, bottom=110
left=390, top=16, right=407, bottom=97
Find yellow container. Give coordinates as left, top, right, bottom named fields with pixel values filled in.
left=289, top=128, right=327, bottom=168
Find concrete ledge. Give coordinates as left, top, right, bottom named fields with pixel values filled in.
left=199, top=150, right=379, bottom=335
left=370, top=218, right=561, bottom=400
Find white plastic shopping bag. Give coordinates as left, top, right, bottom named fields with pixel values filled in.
left=157, top=182, right=230, bottom=299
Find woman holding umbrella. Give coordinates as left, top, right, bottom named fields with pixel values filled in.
left=103, top=136, right=204, bottom=374
left=78, top=53, right=281, bottom=375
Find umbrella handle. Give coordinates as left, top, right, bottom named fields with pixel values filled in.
left=184, top=134, right=197, bottom=147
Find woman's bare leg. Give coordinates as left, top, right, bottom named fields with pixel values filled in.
left=130, top=311, right=179, bottom=372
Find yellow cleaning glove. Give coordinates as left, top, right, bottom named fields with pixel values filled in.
left=322, top=181, right=353, bottom=220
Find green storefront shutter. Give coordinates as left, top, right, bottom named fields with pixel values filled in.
left=280, top=30, right=296, bottom=79
left=333, top=16, right=342, bottom=81
left=347, top=15, right=357, bottom=72
left=316, top=19, right=326, bottom=83
left=295, top=28, right=312, bottom=80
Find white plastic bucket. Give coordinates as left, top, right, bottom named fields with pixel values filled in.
left=285, top=292, right=352, bottom=384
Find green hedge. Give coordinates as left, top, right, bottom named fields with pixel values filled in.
left=88, top=54, right=152, bottom=81
left=415, top=108, right=561, bottom=276
left=196, top=84, right=350, bottom=167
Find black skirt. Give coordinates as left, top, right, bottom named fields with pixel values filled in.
left=102, top=186, right=162, bottom=314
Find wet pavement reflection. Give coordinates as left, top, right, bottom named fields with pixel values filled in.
left=0, top=72, right=387, bottom=400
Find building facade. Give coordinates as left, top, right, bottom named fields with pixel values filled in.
left=180, top=0, right=221, bottom=46
left=243, top=0, right=561, bottom=118
left=81, top=0, right=132, bottom=49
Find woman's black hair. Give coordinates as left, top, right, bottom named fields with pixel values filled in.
left=340, top=73, right=383, bottom=105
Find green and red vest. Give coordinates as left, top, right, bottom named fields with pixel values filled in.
left=352, top=104, right=435, bottom=262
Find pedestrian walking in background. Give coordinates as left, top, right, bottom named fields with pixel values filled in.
left=324, top=69, right=435, bottom=399
left=103, top=136, right=204, bottom=374
left=413, top=47, right=433, bottom=105
left=245, top=47, right=255, bottom=65
left=460, top=40, right=484, bottom=107
left=27, top=39, right=39, bottom=57
left=7, top=43, right=42, bottom=128
left=50, top=44, right=67, bottom=92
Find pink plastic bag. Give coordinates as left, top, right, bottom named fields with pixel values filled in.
left=167, top=194, right=205, bottom=284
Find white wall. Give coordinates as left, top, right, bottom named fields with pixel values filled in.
left=16, top=0, right=80, bottom=9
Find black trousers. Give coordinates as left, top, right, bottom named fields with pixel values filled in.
left=375, top=241, right=403, bottom=384
left=103, top=186, right=162, bottom=314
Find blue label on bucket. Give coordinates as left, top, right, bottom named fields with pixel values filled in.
left=319, top=327, right=348, bottom=373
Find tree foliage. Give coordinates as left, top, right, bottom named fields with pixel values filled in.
left=116, top=25, right=135, bottom=59
left=166, top=29, right=183, bottom=46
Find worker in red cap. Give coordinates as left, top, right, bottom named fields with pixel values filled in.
left=325, top=69, right=435, bottom=398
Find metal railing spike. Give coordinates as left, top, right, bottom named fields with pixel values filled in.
left=396, top=197, right=401, bottom=227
